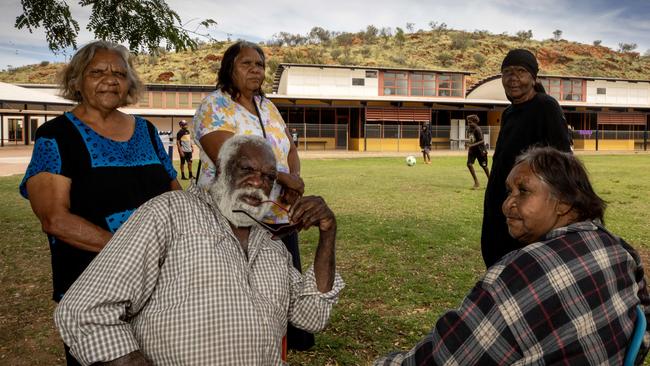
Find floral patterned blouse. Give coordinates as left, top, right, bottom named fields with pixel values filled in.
left=193, top=89, right=292, bottom=224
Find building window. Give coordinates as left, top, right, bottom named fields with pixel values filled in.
left=192, top=93, right=202, bottom=108
left=366, top=70, right=378, bottom=78
left=410, top=72, right=436, bottom=96
left=563, top=80, right=583, bottom=101
left=437, top=73, right=463, bottom=97
left=165, top=92, right=176, bottom=108
left=352, top=78, right=365, bottom=86
left=178, top=92, right=189, bottom=108
left=597, top=87, right=606, bottom=95
left=383, top=71, right=408, bottom=95
left=152, top=92, right=163, bottom=108
left=139, top=91, right=150, bottom=107
left=539, top=78, right=584, bottom=101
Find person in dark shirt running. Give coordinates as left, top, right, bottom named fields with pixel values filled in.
left=419, top=124, right=432, bottom=164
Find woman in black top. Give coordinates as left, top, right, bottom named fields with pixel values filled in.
left=481, top=49, right=571, bottom=268
left=20, top=40, right=180, bottom=366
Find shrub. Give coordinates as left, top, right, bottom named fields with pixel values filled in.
left=437, top=52, right=454, bottom=67
left=450, top=32, right=473, bottom=50
left=473, top=53, right=486, bottom=67
left=515, top=30, right=533, bottom=42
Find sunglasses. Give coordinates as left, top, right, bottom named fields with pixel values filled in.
left=232, top=200, right=299, bottom=239
left=232, top=210, right=300, bottom=239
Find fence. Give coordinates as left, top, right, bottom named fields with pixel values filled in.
left=283, top=124, right=648, bottom=151
left=286, top=123, right=348, bottom=150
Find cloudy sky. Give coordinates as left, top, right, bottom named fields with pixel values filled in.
left=2, top=0, right=650, bottom=70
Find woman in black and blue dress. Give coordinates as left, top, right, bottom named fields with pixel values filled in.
left=19, top=40, right=180, bottom=365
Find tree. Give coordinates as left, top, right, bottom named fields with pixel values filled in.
left=428, top=21, right=447, bottom=33
left=406, top=22, right=415, bottom=33
left=515, top=30, right=533, bottom=41
left=395, top=27, right=406, bottom=46
left=379, top=27, right=392, bottom=42
left=16, top=0, right=215, bottom=53
left=308, top=26, right=331, bottom=44
left=363, top=25, right=378, bottom=44
left=593, top=40, right=602, bottom=46
left=618, top=42, right=637, bottom=53
left=552, top=29, right=563, bottom=41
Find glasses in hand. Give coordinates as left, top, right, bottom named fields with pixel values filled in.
left=232, top=200, right=299, bottom=239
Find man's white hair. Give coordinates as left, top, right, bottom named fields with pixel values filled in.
left=218, top=134, right=274, bottom=176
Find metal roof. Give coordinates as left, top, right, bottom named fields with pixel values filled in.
left=466, top=73, right=650, bottom=96
left=0, top=82, right=73, bottom=105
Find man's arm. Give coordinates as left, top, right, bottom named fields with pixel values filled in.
left=176, top=131, right=185, bottom=157
left=290, top=196, right=336, bottom=292
left=285, top=196, right=344, bottom=332
left=54, top=199, right=171, bottom=365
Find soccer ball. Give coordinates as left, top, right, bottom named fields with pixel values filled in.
left=406, top=155, right=417, bottom=166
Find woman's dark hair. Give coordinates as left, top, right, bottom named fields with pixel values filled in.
left=514, top=146, right=606, bottom=222
left=216, top=41, right=266, bottom=100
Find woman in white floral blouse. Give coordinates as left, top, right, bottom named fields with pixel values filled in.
left=192, top=41, right=314, bottom=350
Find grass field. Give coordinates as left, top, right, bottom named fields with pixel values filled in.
left=1, top=154, right=649, bottom=365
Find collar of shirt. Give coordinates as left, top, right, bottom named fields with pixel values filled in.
left=542, top=219, right=599, bottom=241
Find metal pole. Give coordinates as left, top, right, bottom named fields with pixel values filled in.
left=24, top=114, right=30, bottom=145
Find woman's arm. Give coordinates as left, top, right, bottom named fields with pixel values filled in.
left=277, top=127, right=304, bottom=204
left=26, top=172, right=112, bottom=252
left=170, top=179, right=182, bottom=191
left=198, top=130, right=235, bottom=167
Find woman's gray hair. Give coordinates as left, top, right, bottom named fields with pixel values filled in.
left=514, top=146, right=606, bottom=222
left=58, top=40, right=144, bottom=106
left=218, top=135, right=275, bottom=177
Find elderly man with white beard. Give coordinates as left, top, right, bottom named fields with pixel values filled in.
left=54, top=134, right=344, bottom=366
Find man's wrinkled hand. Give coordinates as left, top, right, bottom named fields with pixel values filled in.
left=289, top=196, right=336, bottom=233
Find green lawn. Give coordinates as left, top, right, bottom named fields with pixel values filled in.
left=1, top=154, right=649, bottom=365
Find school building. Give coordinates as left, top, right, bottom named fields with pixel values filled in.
left=1, top=63, right=649, bottom=151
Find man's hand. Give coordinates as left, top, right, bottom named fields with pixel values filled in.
left=281, top=188, right=302, bottom=205
left=289, top=196, right=336, bottom=233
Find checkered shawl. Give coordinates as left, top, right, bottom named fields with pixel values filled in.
left=54, top=185, right=344, bottom=365
left=376, top=221, right=646, bottom=365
